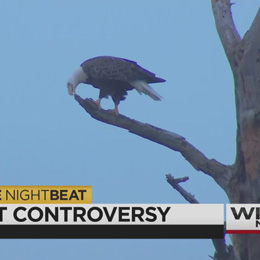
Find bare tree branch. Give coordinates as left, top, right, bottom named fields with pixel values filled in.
left=211, top=0, right=241, bottom=66
left=75, top=94, right=231, bottom=190
left=166, top=174, right=199, bottom=203
left=239, top=6, right=260, bottom=111
left=246, top=6, right=260, bottom=46
left=166, top=174, right=232, bottom=260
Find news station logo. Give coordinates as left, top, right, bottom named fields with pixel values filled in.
left=226, top=204, right=260, bottom=234
left=0, top=186, right=224, bottom=239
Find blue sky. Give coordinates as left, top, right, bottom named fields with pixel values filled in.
left=0, top=1, right=259, bottom=259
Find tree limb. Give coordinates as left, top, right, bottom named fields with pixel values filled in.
left=239, top=6, right=260, bottom=108
left=211, top=0, right=241, bottom=66
left=166, top=174, right=199, bottom=203
left=75, top=94, right=231, bottom=190
left=246, top=5, right=260, bottom=47
left=166, top=174, right=232, bottom=260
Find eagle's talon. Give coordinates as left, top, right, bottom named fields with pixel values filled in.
left=107, top=106, right=119, bottom=116
left=91, top=98, right=102, bottom=110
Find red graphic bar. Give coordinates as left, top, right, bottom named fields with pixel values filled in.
left=226, top=230, right=260, bottom=234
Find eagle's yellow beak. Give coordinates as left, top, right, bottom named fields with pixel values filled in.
left=67, top=83, right=74, bottom=95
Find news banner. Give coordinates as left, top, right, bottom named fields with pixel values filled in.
left=0, top=186, right=258, bottom=238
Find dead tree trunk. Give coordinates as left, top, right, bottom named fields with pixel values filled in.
left=73, top=1, right=260, bottom=259
left=212, top=1, right=260, bottom=259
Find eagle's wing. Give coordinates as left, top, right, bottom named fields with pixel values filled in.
left=81, top=56, right=160, bottom=83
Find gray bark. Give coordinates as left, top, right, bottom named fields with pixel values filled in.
left=212, top=1, right=260, bottom=259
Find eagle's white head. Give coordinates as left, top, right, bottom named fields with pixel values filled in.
left=67, top=66, right=88, bottom=95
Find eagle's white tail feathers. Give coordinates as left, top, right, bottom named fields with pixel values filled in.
left=130, top=80, right=162, bottom=101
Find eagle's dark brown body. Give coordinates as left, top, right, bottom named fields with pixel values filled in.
left=67, top=56, right=165, bottom=115
left=80, top=56, right=165, bottom=105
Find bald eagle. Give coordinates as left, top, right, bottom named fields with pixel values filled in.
left=67, top=56, right=165, bottom=115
